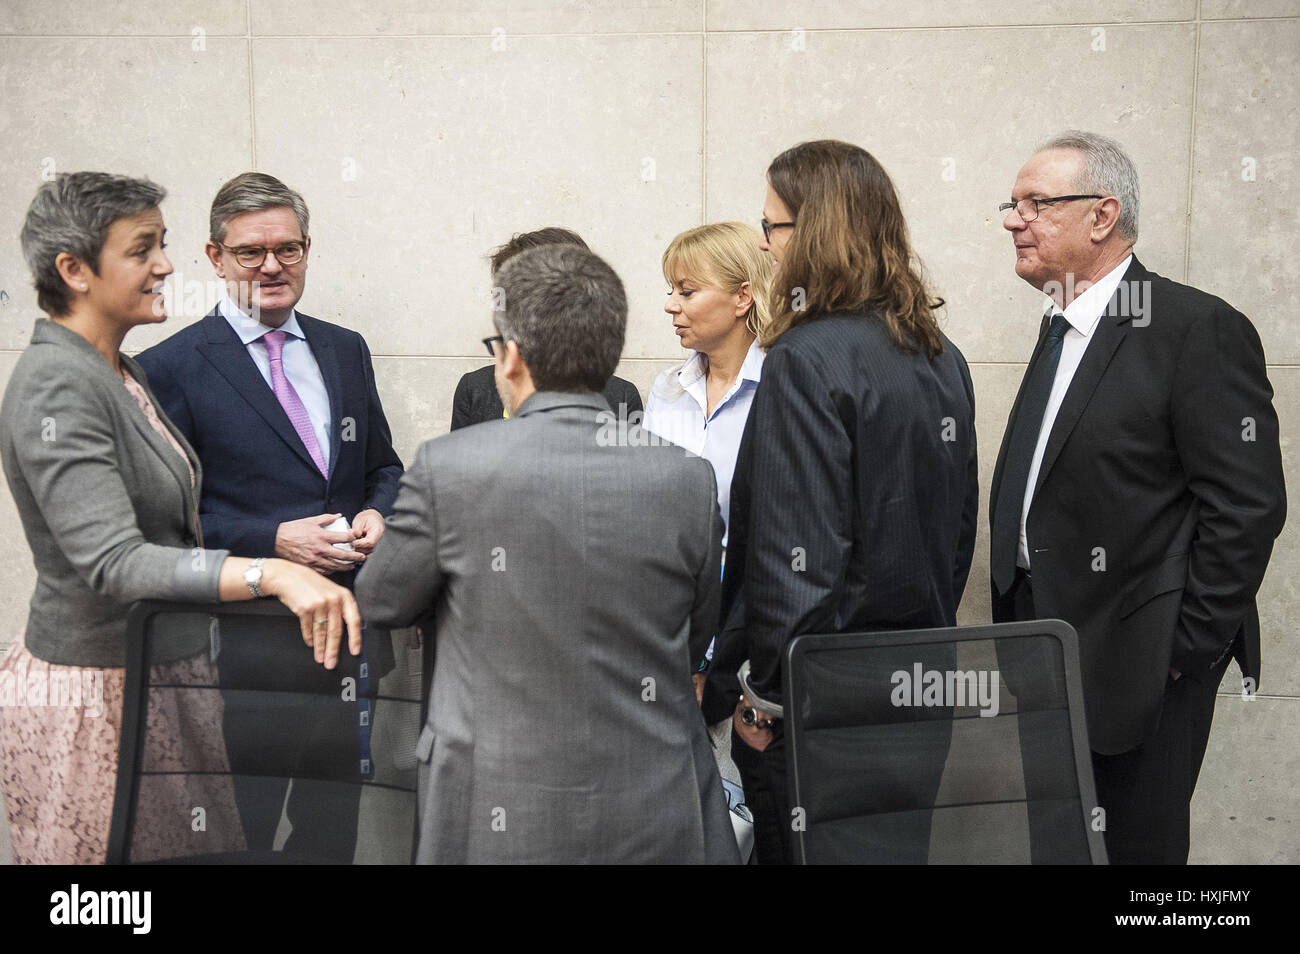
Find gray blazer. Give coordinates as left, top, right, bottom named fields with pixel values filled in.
left=356, top=391, right=740, bottom=864
left=1, top=319, right=227, bottom=668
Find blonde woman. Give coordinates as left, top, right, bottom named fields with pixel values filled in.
left=643, top=222, right=772, bottom=554
left=643, top=225, right=773, bottom=847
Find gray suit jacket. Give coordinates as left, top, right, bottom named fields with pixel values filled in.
left=1, top=319, right=227, bottom=667
left=356, top=391, right=740, bottom=864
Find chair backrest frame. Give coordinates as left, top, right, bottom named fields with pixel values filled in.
left=108, top=599, right=422, bottom=865
left=784, top=618, right=1107, bottom=865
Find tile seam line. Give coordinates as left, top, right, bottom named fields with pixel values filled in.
left=6, top=354, right=1281, bottom=366
left=246, top=0, right=256, bottom=169
left=1184, top=0, right=1202, bottom=283
left=346, top=357, right=1300, bottom=368
left=700, top=0, right=707, bottom=224
left=14, top=20, right=1300, bottom=39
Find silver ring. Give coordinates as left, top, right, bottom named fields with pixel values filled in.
left=313, top=617, right=327, bottom=626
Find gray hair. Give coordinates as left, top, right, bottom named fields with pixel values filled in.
left=1037, top=130, right=1140, bottom=242
left=20, top=172, right=167, bottom=317
left=493, top=244, right=627, bottom=393
left=209, top=172, right=310, bottom=243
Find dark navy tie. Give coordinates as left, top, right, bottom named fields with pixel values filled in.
left=992, top=314, right=1070, bottom=595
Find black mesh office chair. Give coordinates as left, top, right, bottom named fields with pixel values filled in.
left=783, top=619, right=1107, bottom=864
left=108, top=600, right=424, bottom=864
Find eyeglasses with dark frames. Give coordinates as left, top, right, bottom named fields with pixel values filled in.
left=483, top=335, right=505, bottom=357
left=760, top=217, right=795, bottom=242
left=219, top=241, right=307, bottom=268
left=998, top=195, right=1105, bottom=223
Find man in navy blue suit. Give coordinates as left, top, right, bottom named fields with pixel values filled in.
left=137, top=172, right=403, bottom=861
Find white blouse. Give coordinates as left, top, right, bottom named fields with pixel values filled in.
left=643, top=339, right=764, bottom=549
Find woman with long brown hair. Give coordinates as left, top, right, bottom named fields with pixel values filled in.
left=718, top=140, right=979, bottom=863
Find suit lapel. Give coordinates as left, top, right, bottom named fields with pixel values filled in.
left=195, top=310, right=321, bottom=474
left=989, top=311, right=1051, bottom=524
left=1029, top=259, right=1145, bottom=501
left=117, top=353, right=201, bottom=534
left=299, top=315, right=342, bottom=486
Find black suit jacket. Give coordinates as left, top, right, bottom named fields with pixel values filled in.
left=989, top=256, right=1286, bottom=754
left=450, top=364, right=643, bottom=430
left=136, top=308, right=404, bottom=558
left=716, top=312, right=979, bottom=710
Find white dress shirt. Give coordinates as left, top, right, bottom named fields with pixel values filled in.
left=643, top=339, right=764, bottom=550
left=219, top=295, right=333, bottom=470
left=1019, top=254, right=1132, bottom=567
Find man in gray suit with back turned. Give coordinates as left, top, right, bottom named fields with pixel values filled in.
left=356, top=244, right=739, bottom=864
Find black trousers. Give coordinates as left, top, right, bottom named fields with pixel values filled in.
left=731, top=723, right=792, bottom=866
left=1091, top=662, right=1224, bottom=864
left=1003, top=571, right=1224, bottom=865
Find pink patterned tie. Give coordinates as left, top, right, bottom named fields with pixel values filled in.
left=262, top=329, right=329, bottom=478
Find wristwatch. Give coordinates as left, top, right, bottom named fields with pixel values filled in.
left=244, top=557, right=267, bottom=598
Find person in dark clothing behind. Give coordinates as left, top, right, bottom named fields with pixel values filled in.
left=450, top=228, right=643, bottom=429
left=719, top=140, right=979, bottom=864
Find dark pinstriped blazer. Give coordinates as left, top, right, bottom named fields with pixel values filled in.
left=717, top=311, right=979, bottom=708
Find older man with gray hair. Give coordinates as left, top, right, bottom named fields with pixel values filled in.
left=357, top=243, right=739, bottom=864
left=989, top=130, right=1285, bottom=863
